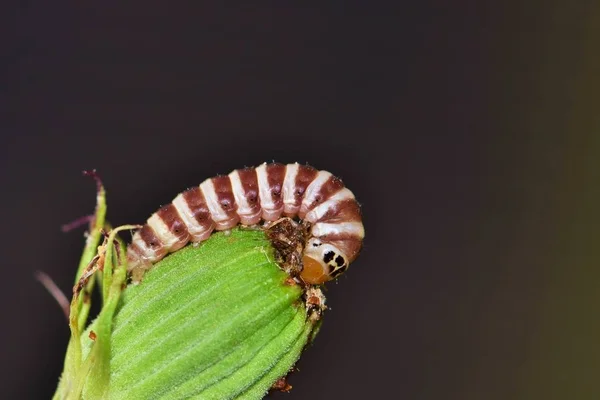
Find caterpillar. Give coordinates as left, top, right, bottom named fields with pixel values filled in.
left=127, top=162, right=364, bottom=284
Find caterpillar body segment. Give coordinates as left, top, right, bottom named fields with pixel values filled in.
left=128, top=163, right=364, bottom=284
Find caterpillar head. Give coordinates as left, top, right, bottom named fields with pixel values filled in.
left=300, top=238, right=349, bottom=284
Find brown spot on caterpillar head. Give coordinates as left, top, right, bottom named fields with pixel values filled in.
left=323, top=251, right=335, bottom=263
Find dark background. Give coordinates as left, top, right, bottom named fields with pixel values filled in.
left=2, top=2, right=600, bottom=399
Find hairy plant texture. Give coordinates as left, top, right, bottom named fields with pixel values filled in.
left=108, top=229, right=315, bottom=399
left=53, top=179, right=322, bottom=400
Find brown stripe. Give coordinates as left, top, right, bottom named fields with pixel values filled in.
left=266, top=163, right=286, bottom=208
left=127, top=242, right=144, bottom=260
left=156, top=204, right=190, bottom=243
left=139, top=224, right=167, bottom=258
left=182, top=186, right=214, bottom=230
left=316, top=198, right=362, bottom=223
left=300, top=175, right=344, bottom=216
left=237, top=167, right=261, bottom=210
left=211, top=176, right=237, bottom=211
left=317, top=175, right=345, bottom=202
left=301, top=173, right=345, bottom=215
left=212, top=175, right=240, bottom=223
left=294, top=164, right=318, bottom=200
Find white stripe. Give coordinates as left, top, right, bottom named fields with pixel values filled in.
left=256, top=162, right=275, bottom=211
left=304, top=188, right=355, bottom=222
left=302, top=170, right=332, bottom=210
left=172, top=193, right=205, bottom=236
left=228, top=170, right=252, bottom=215
left=131, top=234, right=159, bottom=261
left=147, top=214, right=179, bottom=249
left=200, top=179, right=228, bottom=223
left=282, top=163, right=299, bottom=209
left=311, top=221, right=365, bottom=238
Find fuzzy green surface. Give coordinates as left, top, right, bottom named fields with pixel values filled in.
left=104, top=228, right=312, bottom=400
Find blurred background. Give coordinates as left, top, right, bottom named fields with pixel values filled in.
left=2, top=1, right=600, bottom=399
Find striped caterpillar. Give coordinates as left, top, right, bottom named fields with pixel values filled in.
left=127, top=162, right=364, bottom=285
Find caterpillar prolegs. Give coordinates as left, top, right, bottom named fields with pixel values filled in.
left=127, top=162, right=365, bottom=284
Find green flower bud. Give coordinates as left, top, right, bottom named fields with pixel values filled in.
left=106, top=229, right=320, bottom=399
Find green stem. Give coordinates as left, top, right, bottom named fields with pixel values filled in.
left=54, top=181, right=108, bottom=400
